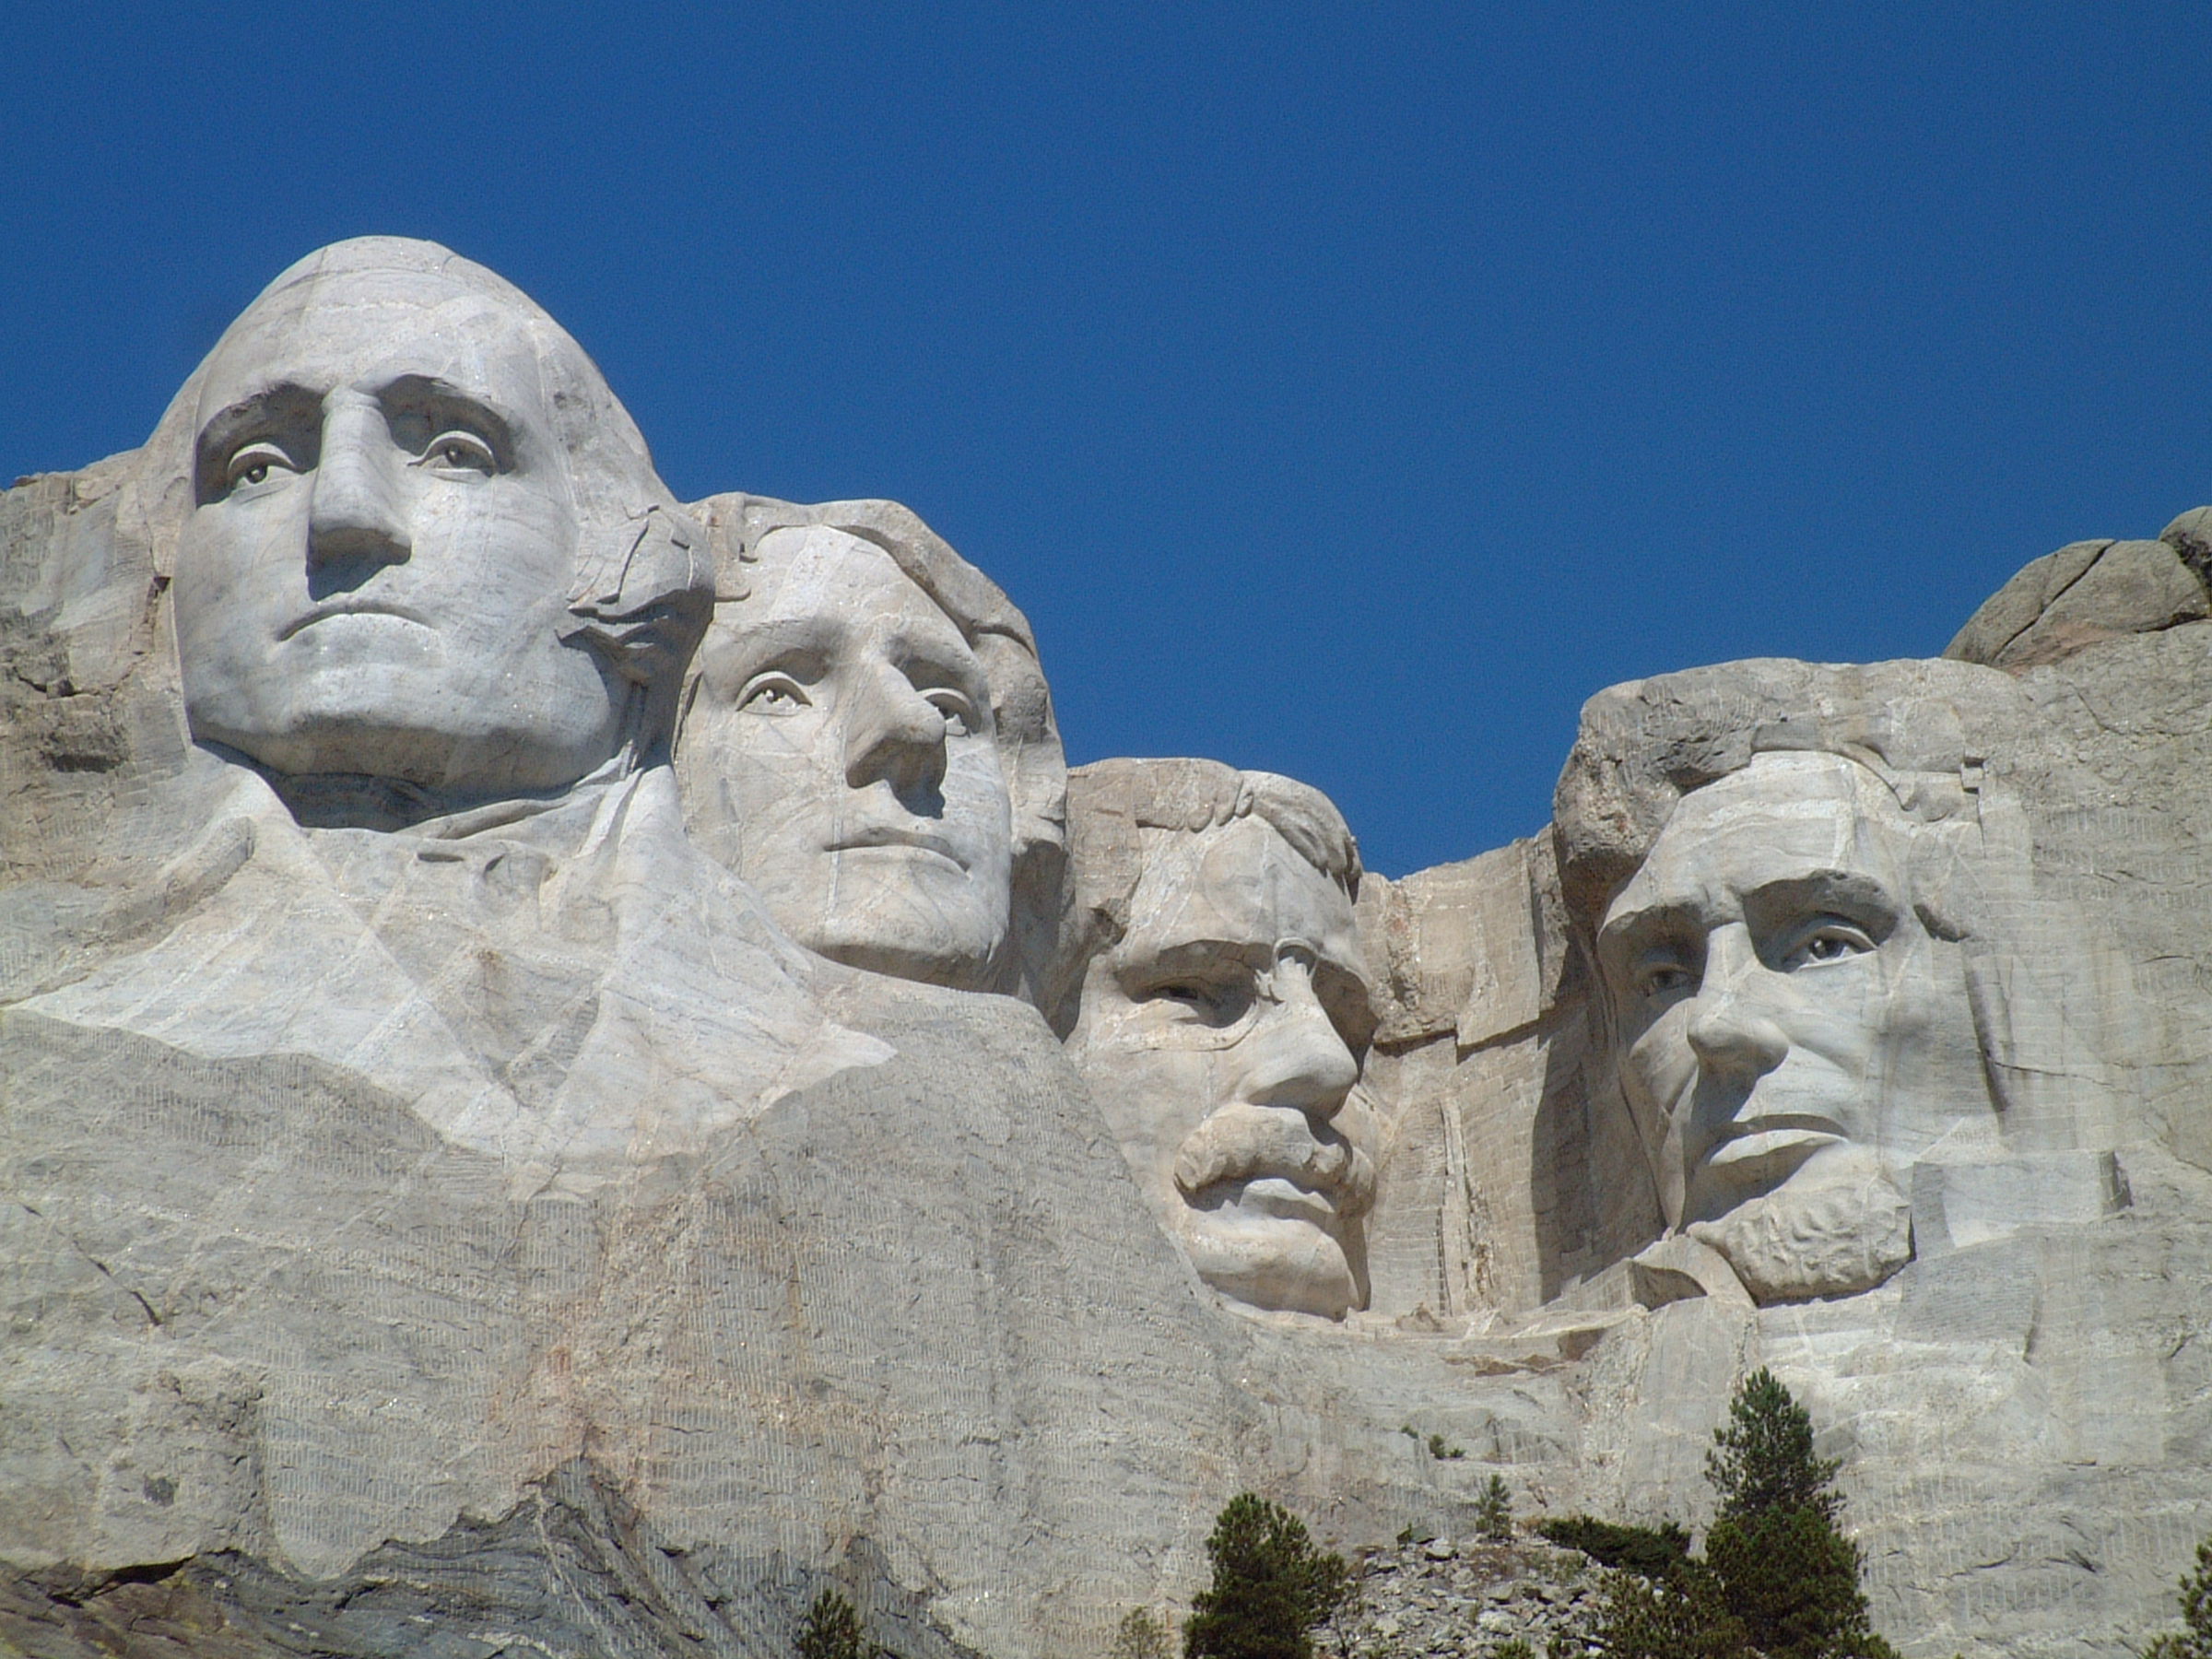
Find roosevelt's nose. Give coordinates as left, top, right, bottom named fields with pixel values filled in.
left=843, top=662, right=949, bottom=802
left=1684, top=924, right=1789, bottom=1082
left=307, top=394, right=411, bottom=583
left=1239, top=959, right=1359, bottom=1119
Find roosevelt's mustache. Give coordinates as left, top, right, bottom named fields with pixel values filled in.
left=1173, top=1102, right=1376, bottom=1218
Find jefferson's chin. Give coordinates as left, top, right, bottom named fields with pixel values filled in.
left=1182, top=1208, right=1359, bottom=1321
left=1686, top=1159, right=1912, bottom=1305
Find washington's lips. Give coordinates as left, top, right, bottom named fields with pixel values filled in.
left=277, top=599, right=433, bottom=641
left=1173, top=1103, right=1376, bottom=1218
left=830, top=825, right=967, bottom=869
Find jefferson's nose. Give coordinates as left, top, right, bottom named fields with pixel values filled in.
left=843, top=663, right=948, bottom=801
left=307, top=394, right=411, bottom=580
left=1239, top=960, right=1359, bottom=1120
left=1684, top=925, right=1789, bottom=1081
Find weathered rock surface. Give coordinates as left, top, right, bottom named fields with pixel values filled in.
left=9, top=238, right=2212, bottom=1659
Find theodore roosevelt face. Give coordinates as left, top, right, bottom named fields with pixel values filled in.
left=678, top=524, right=1015, bottom=989
left=1066, top=814, right=1379, bottom=1320
left=173, top=268, right=622, bottom=795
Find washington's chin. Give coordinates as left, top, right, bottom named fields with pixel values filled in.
left=1180, top=1205, right=1360, bottom=1321
left=187, top=696, right=626, bottom=796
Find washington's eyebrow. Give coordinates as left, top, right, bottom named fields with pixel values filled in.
left=374, top=373, right=519, bottom=460
left=193, top=384, right=323, bottom=500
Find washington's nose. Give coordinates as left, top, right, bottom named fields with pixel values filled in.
left=1240, top=962, right=1359, bottom=1119
left=307, top=395, right=411, bottom=582
left=844, top=664, right=949, bottom=801
left=1684, top=927, right=1789, bottom=1081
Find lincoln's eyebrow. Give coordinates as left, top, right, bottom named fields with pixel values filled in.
left=1741, top=870, right=1901, bottom=934
left=1596, top=898, right=1704, bottom=958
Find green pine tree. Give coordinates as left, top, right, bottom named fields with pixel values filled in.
left=795, top=1589, right=873, bottom=1659
left=1112, top=1608, right=1174, bottom=1659
left=1590, top=1560, right=1751, bottom=1659
left=1702, top=1369, right=1896, bottom=1659
left=1476, top=1473, right=1514, bottom=1543
left=1182, top=1494, right=1350, bottom=1659
left=2143, top=1535, right=2212, bottom=1658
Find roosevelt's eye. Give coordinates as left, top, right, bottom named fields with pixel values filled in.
left=222, top=441, right=298, bottom=493
left=417, top=429, right=498, bottom=477
left=736, top=672, right=812, bottom=713
left=1141, top=974, right=1254, bottom=1029
left=924, top=688, right=982, bottom=736
left=1780, top=920, right=1877, bottom=971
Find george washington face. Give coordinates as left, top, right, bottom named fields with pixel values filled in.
left=174, top=268, right=624, bottom=795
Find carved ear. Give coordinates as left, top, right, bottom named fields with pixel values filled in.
left=562, top=502, right=713, bottom=688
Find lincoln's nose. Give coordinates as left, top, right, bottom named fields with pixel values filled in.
left=1684, top=926, right=1789, bottom=1082
left=307, top=394, right=411, bottom=589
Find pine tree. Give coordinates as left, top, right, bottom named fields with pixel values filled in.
left=795, top=1589, right=873, bottom=1659
left=1701, top=1369, right=1896, bottom=1659
left=2143, top=1535, right=2212, bottom=1658
left=1589, top=1560, right=1751, bottom=1659
left=1182, top=1494, right=1350, bottom=1659
left=1112, top=1608, right=1174, bottom=1659
left=1476, top=1473, right=1514, bottom=1543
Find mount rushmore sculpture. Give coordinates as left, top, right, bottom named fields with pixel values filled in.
left=3, top=237, right=2211, bottom=1657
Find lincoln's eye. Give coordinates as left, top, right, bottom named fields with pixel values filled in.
left=1782, top=919, right=1878, bottom=971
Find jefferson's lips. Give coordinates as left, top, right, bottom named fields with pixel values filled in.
left=830, top=826, right=966, bottom=869
left=277, top=601, right=433, bottom=641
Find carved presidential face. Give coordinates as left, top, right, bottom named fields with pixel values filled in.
left=679, top=524, right=1015, bottom=988
left=1066, top=816, right=1379, bottom=1320
left=173, top=270, right=623, bottom=794
left=1598, top=751, right=1992, bottom=1299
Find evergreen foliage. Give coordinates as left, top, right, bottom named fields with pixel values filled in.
left=1590, top=1561, right=1751, bottom=1659
left=795, top=1590, right=875, bottom=1659
left=1476, top=1474, right=1514, bottom=1543
left=2143, top=1535, right=2212, bottom=1659
left=1707, top=1369, right=1843, bottom=1526
left=1535, top=1515, right=1692, bottom=1582
left=1112, top=1608, right=1175, bottom=1659
left=1183, top=1493, right=1350, bottom=1659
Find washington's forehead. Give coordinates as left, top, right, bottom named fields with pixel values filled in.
left=197, top=279, right=550, bottom=417
left=1122, top=818, right=1359, bottom=959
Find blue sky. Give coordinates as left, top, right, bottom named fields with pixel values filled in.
left=5, top=3, right=2209, bottom=875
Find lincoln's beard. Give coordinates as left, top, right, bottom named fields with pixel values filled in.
left=1685, top=1148, right=1912, bottom=1304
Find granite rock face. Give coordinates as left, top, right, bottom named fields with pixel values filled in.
left=5, top=237, right=2212, bottom=1659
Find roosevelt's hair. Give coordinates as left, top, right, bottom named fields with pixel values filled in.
left=147, top=236, right=712, bottom=769
left=1044, top=756, right=1362, bottom=1036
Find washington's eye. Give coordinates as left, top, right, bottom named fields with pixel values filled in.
left=736, top=672, right=812, bottom=713
left=418, top=429, right=498, bottom=476
left=223, top=441, right=296, bottom=492
left=924, top=688, right=981, bottom=735
left=1781, top=920, right=1877, bottom=971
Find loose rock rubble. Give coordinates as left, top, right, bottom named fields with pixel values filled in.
left=1331, top=1535, right=1602, bottom=1659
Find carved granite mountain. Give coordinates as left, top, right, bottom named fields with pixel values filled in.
left=5, top=239, right=2212, bottom=1658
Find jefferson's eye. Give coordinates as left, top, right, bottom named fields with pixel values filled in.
left=924, top=689, right=982, bottom=736
left=418, top=430, right=498, bottom=476
left=736, top=672, right=812, bottom=713
left=222, top=441, right=297, bottom=492
left=1781, top=921, right=1877, bottom=971
left=1634, top=959, right=1696, bottom=999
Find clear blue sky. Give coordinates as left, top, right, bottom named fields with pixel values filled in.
left=6, top=4, right=2209, bottom=876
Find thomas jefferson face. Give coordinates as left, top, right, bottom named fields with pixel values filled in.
left=173, top=269, right=622, bottom=794
left=1598, top=752, right=1990, bottom=1299
left=1067, top=816, right=1379, bottom=1320
left=679, top=525, right=1014, bottom=988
